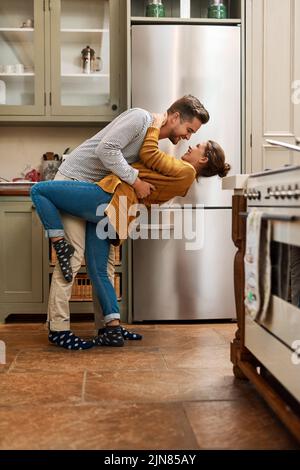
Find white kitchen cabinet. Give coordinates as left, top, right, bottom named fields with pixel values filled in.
left=0, top=0, right=126, bottom=122
left=246, top=0, right=300, bottom=172
left=0, top=0, right=44, bottom=116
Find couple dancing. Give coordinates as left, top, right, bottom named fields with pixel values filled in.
left=31, top=95, right=230, bottom=350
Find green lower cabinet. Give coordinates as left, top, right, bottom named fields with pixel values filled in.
left=0, top=196, right=128, bottom=323
left=0, top=198, right=47, bottom=322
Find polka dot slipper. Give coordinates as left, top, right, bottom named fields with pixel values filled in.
left=48, top=330, right=94, bottom=350
left=94, top=326, right=124, bottom=347
left=97, top=326, right=143, bottom=341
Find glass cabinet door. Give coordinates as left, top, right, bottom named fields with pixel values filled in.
left=50, top=0, right=120, bottom=117
left=0, top=0, right=44, bottom=115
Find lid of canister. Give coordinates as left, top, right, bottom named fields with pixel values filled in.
left=209, top=0, right=226, bottom=5
left=148, top=0, right=163, bottom=5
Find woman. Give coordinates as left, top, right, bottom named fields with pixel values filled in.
left=31, top=115, right=230, bottom=349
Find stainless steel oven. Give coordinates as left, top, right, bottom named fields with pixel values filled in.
left=243, top=165, right=300, bottom=401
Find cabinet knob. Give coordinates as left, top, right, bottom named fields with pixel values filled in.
left=111, top=104, right=118, bottom=111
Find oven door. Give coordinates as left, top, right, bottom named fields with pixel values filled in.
left=257, top=208, right=300, bottom=347
left=244, top=207, right=300, bottom=401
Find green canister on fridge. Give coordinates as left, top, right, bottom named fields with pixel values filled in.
left=208, top=0, right=228, bottom=19
left=146, top=0, right=166, bottom=18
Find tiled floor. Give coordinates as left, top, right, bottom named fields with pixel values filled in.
left=0, top=321, right=299, bottom=450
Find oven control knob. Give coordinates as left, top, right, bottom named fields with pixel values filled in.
left=269, top=189, right=275, bottom=198
left=265, top=188, right=271, bottom=199
left=252, top=190, right=260, bottom=200
left=280, top=188, right=287, bottom=199
left=294, top=185, right=300, bottom=199
left=287, top=186, right=293, bottom=199
left=274, top=187, right=280, bottom=199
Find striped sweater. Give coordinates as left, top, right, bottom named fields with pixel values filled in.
left=59, top=108, right=153, bottom=185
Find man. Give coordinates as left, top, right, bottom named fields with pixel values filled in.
left=47, top=94, right=210, bottom=349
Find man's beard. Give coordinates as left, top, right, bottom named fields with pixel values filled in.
left=169, top=133, right=180, bottom=145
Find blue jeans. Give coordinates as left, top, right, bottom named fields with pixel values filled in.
left=31, top=181, right=119, bottom=322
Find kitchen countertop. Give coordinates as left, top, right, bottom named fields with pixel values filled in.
left=222, top=174, right=249, bottom=196
left=0, top=182, right=36, bottom=196
left=1, top=175, right=250, bottom=196
left=222, top=174, right=249, bottom=190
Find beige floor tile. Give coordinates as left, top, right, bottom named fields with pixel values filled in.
left=0, top=321, right=298, bottom=450
left=0, top=323, right=47, bottom=332
left=0, top=403, right=198, bottom=450
left=0, top=348, right=19, bottom=374
left=210, top=322, right=237, bottom=331
left=0, top=372, right=84, bottom=407
left=213, top=326, right=237, bottom=343
left=12, top=347, right=167, bottom=373
left=161, top=344, right=232, bottom=369
left=184, top=400, right=300, bottom=450
left=151, top=323, right=234, bottom=332
left=84, top=368, right=257, bottom=403
left=0, top=332, right=49, bottom=349
left=125, top=326, right=227, bottom=349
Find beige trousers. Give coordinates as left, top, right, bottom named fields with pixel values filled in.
left=47, top=171, right=115, bottom=331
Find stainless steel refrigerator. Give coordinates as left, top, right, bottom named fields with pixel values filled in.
left=131, top=25, right=241, bottom=320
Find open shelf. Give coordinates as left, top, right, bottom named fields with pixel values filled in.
left=130, top=0, right=242, bottom=21
left=60, top=28, right=109, bottom=33
left=61, top=73, right=109, bottom=78
left=0, top=72, right=34, bottom=76
left=0, top=27, right=34, bottom=32
left=131, top=16, right=241, bottom=25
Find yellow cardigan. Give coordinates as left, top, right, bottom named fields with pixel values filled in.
left=97, top=127, right=196, bottom=243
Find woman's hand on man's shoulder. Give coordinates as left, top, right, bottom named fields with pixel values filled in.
left=151, top=112, right=168, bottom=129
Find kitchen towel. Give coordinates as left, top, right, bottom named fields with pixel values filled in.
left=244, top=209, right=271, bottom=320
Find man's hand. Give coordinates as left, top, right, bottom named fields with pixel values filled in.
left=132, top=177, right=155, bottom=199
left=152, top=112, right=168, bottom=129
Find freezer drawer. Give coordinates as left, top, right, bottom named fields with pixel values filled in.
left=133, top=209, right=236, bottom=321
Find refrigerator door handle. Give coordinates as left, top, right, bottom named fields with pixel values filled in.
left=239, top=211, right=299, bottom=222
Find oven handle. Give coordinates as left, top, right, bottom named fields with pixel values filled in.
left=239, top=212, right=300, bottom=222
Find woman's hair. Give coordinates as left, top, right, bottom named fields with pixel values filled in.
left=198, top=140, right=231, bottom=179
left=168, top=95, right=210, bottom=125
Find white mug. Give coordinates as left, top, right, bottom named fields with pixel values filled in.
left=0, top=80, right=6, bottom=104
left=14, top=64, right=24, bottom=74
left=4, top=65, right=14, bottom=74
left=25, top=19, right=33, bottom=28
